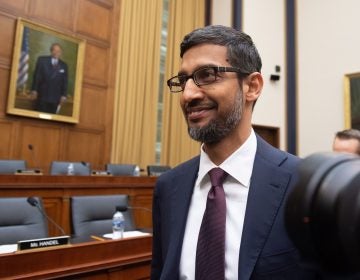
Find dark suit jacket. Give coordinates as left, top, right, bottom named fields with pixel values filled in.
left=31, top=56, right=68, bottom=104
left=151, top=135, right=317, bottom=280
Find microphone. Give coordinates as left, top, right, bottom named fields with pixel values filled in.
left=117, top=206, right=152, bottom=213
left=27, top=197, right=66, bottom=236
left=26, top=144, right=42, bottom=174
left=28, top=144, right=40, bottom=170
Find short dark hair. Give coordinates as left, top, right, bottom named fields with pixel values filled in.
left=50, top=43, right=62, bottom=52
left=335, top=129, right=360, bottom=155
left=335, top=129, right=360, bottom=140
left=180, top=25, right=262, bottom=74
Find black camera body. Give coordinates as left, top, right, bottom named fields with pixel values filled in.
left=285, top=152, right=360, bottom=277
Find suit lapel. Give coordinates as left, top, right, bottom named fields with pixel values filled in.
left=161, top=157, right=199, bottom=278
left=238, top=138, right=292, bottom=279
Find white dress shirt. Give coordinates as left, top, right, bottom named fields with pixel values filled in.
left=179, top=129, right=257, bottom=280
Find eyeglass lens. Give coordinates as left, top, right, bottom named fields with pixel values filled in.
left=169, top=67, right=218, bottom=92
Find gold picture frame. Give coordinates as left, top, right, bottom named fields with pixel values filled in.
left=7, top=18, right=85, bottom=123
left=344, top=72, right=360, bottom=129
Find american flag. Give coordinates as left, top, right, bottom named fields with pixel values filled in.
left=17, top=27, right=29, bottom=90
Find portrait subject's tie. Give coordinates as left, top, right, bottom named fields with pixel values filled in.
left=195, top=167, right=228, bottom=280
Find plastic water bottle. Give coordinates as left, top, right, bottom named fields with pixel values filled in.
left=112, top=206, right=125, bottom=239
left=67, top=163, right=74, bottom=175
left=133, top=165, right=140, bottom=176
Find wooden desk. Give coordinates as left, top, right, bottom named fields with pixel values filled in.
left=0, top=235, right=152, bottom=279
left=0, top=175, right=156, bottom=235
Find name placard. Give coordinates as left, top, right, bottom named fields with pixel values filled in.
left=15, top=169, right=43, bottom=175
left=17, top=236, right=70, bottom=251
left=91, top=170, right=112, bottom=176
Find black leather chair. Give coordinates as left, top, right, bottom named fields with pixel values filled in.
left=147, top=165, right=171, bottom=176
left=50, top=161, right=91, bottom=175
left=71, top=195, right=135, bottom=238
left=105, top=163, right=136, bottom=176
left=0, top=197, right=48, bottom=244
left=0, top=159, right=27, bottom=174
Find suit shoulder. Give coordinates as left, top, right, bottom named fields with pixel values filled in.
left=256, top=134, right=300, bottom=170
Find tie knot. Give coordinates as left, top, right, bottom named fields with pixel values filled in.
left=208, top=168, right=227, bottom=187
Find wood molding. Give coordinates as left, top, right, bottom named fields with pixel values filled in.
left=253, top=124, right=280, bottom=148
left=0, top=236, right=152, bottom=279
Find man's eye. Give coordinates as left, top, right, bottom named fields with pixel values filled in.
left=196, top=69, right=216, bottom=82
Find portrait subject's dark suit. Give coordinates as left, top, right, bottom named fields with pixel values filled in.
left=31, top=56, right=68, bottom=114
left=151, top=135, right=317, bottom=280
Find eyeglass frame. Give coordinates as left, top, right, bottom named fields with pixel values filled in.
left=166, top=65, right=251, bottom=93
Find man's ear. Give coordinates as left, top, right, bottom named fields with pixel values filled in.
left=244, top=72, right=263, bottom=102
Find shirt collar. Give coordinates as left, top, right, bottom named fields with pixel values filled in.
left=197, top=129, right=257, bottom=187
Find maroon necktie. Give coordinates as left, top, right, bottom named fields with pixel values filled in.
left=195, top=167, right=228, bottom=280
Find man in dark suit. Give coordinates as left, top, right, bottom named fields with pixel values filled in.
left=31, top=43, right=68, bottom=114
left=151, top=25, right=316, bottom=279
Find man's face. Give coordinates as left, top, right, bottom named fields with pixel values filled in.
left=179, top=44, right=244, bottom=144
left=333, top=137, right=360, bottom=155
left=51, top=45, right=62, bottom=59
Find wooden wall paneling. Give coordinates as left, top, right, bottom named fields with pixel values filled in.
left=0, top=14, right=16, bottom=120
left=83, top=43, right=110, bottom=87
left=79, top=85, right=106, bottom=128
left=0, top=13, right=16, bottom=65
left=0, top=120, right=15, bottom=158
left=0, top=68, right=10, bottom=117
left=101, top=0, right=120, bottom=168
left=61, top=195, right=71, bottom=233
left=0, top=0, right=120, bottom=172
left=76, top=0, right=112, bottom=42
left=66, top=129, right=104, bottom=169
left=28, top=0, right=75, bottom=30
left=110, top=262, right=151, bottom=280
left=19, top=123, right=62, bottom=171
left=43, top=197, right=64, bottom=236
left=63, top=186, right=133, bottom=197
left=0, top=0, right=27, bottom=14
left=130, top=194, right=153, bottom=229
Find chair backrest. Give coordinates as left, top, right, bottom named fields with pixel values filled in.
left=147, top=165, right=171, bottom=176
left=50, top=161, right=91, bottom=175
left=71, top=195, right=135, bottom=238
left=0, top=197, right=48, bottom=244
left=0, top=160, right=27, bottom=174
left=105, top=164, right=136, bottom=176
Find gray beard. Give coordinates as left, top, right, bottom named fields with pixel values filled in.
left=187, top=92, right=243, bottom=144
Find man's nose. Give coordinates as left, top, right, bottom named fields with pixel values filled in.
left=181, top=78, right=204, bottom=102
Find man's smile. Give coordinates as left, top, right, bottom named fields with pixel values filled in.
left=186, top=103, right=216, bottom=122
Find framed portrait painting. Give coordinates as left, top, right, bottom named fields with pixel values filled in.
left=344, top=72, right=360, bottom=129
left=7, top=18, right=85, bottom=123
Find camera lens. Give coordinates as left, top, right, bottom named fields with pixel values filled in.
left=285, top=152, right=360, bottom=275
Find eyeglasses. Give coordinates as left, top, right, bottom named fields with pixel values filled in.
left=167, top=66, right=250, bottom=93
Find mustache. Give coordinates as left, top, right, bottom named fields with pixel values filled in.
left=184, top=100, right=217, bottom=113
